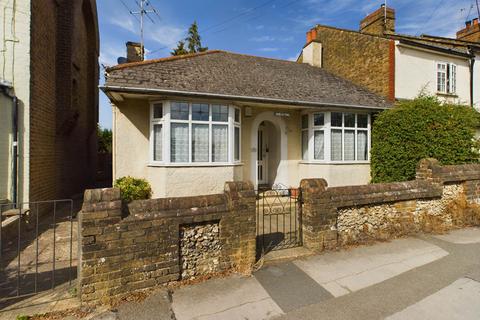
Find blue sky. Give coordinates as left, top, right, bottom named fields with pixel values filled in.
left=98, top=0, right=476, bottom=129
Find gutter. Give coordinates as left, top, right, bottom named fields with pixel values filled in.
left=100, top=85, right=391, bottom=111
left=397, top=39, right=472, bottom=59
left=0, top=82, right=18, bottom=205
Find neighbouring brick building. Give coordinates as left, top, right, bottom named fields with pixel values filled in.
left=299, top=5, right=480, bottom=109
left=0, top=0, right=99, bottom=204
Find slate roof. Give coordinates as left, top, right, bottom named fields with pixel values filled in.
left=103, top=50, right=391, bottom=109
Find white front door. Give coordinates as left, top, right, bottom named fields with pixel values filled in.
left=257, top=126, right=268, bottom=185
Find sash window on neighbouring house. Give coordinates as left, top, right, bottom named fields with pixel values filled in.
left=437, top=62, right=457, bottom=94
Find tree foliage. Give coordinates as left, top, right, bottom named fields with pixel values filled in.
left=171, top=40, right=189, bottom=56
left=371, top=96, right=480, bottom=183
left=97, top=126, right=112, bottom=154
left=171, top=21, right=208, bottom=56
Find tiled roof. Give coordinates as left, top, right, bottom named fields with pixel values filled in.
left=104, top=50, right=391, bottom=109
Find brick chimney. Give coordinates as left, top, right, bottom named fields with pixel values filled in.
left=126, top=41, right=143, bottom=62
left=457, top=18, right=480, bottom=42
left=302, top=28, right=322, bottom=67
left=360, top=4, right=395, bottom=35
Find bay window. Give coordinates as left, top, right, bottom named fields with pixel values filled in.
left=302, top=111, right=370, bottom=163
left=150, top=101, right=241, bottom=165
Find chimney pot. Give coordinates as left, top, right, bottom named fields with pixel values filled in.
left=306, top=30, right=312, bottom=44
left=473, top=18, right=479, bottom=25
left=126, top=41, right=143, bottom=63
left=466, top=20, right=472, bottom=28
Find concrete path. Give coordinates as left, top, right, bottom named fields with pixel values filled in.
left=171, top=227, right=480, bottom=320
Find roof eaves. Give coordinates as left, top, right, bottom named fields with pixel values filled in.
left=100, top=85, right=392, bottom=110
left=398, top=39, right=472, bottom=58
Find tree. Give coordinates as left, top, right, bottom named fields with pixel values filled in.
left=171, top=21, right=208, bottom=56
left=171, top=40, right=189, bottom=56
left=370, top=96, right=480, bottom=183
left=97, top=126, right=112, bottom=154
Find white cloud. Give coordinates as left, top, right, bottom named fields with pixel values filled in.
left=147, top=25, right=186, bottom=49
left=250, top=35, right=275, bottom=42
left=100, top=43, right=125, bottom=67
left=108, top=12, right=137, bottom=34
left=258, top=47, right=280, bottom=52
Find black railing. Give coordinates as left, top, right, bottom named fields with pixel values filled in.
left=0, top=199, right=76, bottom=304
left=256, top=188, right=302, bottom=259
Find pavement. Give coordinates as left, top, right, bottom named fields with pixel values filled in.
left=170, top=227, right=480, bottom=320
left=3, top=227, right=480, bottom=319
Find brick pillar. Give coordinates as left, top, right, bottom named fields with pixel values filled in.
left=79, top=188, right=122, bottom=303
left=300, top=179, right=337, bottom=252
left=416, top=158, right=442, bottom=184
left=223, top=181, right=256, bottom=273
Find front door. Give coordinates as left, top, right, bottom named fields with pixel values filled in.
left=257, top=126, right=268, bottom=185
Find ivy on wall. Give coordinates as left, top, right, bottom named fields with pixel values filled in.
left=371, top=96, right=480, bottom=183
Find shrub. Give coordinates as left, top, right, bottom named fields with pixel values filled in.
left=114, top=176, right=152, bottom=203
left=371, top=96, right=480, bottom=183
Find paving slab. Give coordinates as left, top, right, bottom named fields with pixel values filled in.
left=171, top=274, right=284, bottom=320
left=293, top=238, right=448, bottom=297
left=386, top=278, right=480, bottom=320
left=254, top=262, right=333, bottom=312
left=433, top=227, right=480, bottom=244
left=116, top=288, right=173, bottom=320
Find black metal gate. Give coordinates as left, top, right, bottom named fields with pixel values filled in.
left=0, top=199, right=78, bottom=305
left=256, top=188, right=302, bottom=258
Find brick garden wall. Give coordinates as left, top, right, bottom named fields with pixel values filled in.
left=79, top=181, right=256, bottom=304
left=301, top=158, right=480, bottom=252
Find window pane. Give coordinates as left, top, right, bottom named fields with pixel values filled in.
left=153, top=124, right=162, bottom=161
left=357, top=114, right=368, bottom=128
left=192, top=104, right=209, bottom=121
left=344, top=130, right=355, bottom=161
left=357, top=131, right=368, bottom=161
left=302, top=130, right=308, bottom=160
left=234, top=109, right=240, bottom=123
left=344, top=113, right=355, bottom=128
left=331, top=129, right=342, bottom=161
left=171, top=123, right=189, bottom=162
left=153, top=103, right=163, bottom=119
left=212, top=105, right=229, bottom=122
left=234, top=127, right=240, bottom=161
left=314, top=130, right=324, bottom=160
left=331, top=112, right=343, bottom=127
left=192, top=124, right=209, bottom=162
left=212, top=125, right=228, bottom=162
left=301, top=115, right=309, bottom=129
left=313, top=113, right=324, bottom=126
left=171, top=102, right=189, bottom=120
left=450, top=64, right=456, bottom=93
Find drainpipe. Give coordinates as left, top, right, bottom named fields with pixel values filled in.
left=0, top=82, right=18, bottom=205
left=468, top=47, right=475, bottom=108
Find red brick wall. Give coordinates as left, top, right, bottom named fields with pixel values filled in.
left=29, top=0, right=99, bottom=202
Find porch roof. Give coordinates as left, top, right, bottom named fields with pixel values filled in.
left=103, top=50, right=391, bottom=110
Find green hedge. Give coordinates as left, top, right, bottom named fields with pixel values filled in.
left=371, top=96, right=480, bottom=183
left=114, top=176, right=152, bottom=203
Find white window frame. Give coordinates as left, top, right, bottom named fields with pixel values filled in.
left=149, top=100, right=241, bottom=166
left=301, top=111, right=371, bottom=164
left=436, top=62, right=457, bottom=94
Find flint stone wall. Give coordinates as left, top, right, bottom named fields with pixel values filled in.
left=301, top=159, right=480, bottom=251
left=79, top=181, right=256, bottom=304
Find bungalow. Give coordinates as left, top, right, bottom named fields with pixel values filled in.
left=102, top=46, right=390, bottom=198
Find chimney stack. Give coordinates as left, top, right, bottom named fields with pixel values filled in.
left=457, top=18, right=480, bottom=42
left=302, top=27, right=322, bottom=68
left=126, top=41, right=143, bottom=62
left=360, top=4, right=395, bottom=35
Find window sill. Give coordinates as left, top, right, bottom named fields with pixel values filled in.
left=148, top=162, right=244, bottom=168
left=299, top=161, right=370, bottom=165
left=436, top=92, right=458, bottom=98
